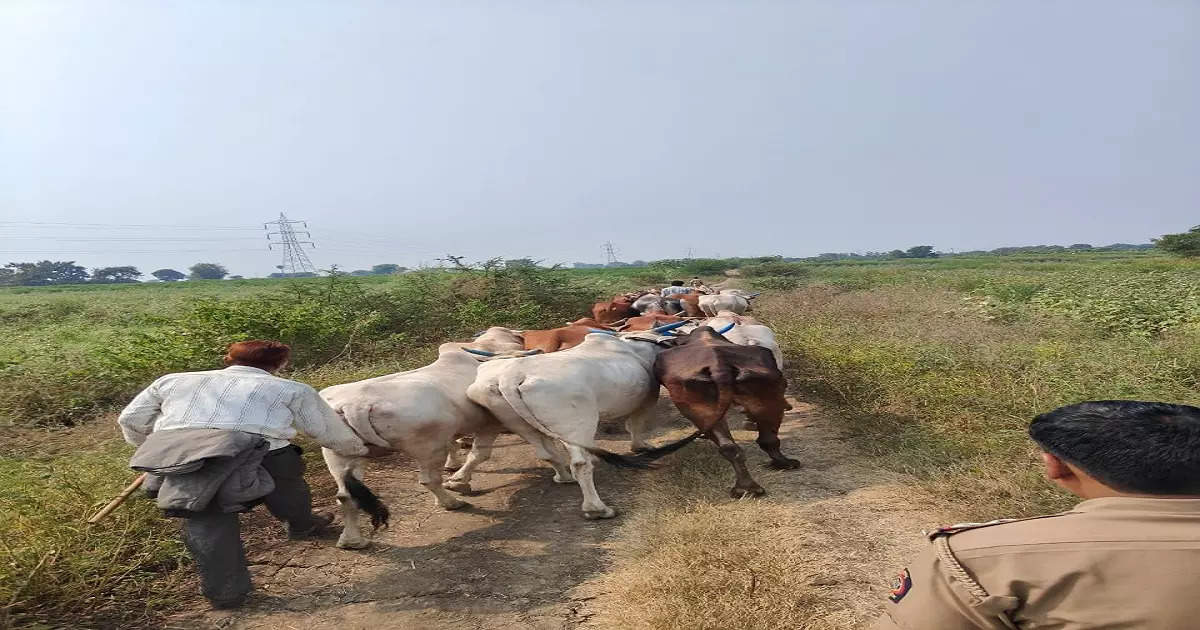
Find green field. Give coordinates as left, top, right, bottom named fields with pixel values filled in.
left=2, top=252, right=1198, bottom=627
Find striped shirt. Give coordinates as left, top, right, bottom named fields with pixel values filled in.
left=117, top=365, right=366, bottom=456
left=661, top=285, right=693, bottom=297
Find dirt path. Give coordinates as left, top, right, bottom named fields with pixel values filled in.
left=169, top=400, right=945, bottom=630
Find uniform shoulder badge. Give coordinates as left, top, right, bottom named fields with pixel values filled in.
left=888, top=568, right=912, bottom=603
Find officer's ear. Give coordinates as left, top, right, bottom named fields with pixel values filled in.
left=1042, top=452, right=1073, bottom=482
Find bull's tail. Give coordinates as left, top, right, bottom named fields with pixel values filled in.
left=690, top=368, right=737, bottom=436
left=343, top=472, right=390, bottom=530
left=495, top=375, right=693, bottom=469
left=589, top=430, right=703, bottom=469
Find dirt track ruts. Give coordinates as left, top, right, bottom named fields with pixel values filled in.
left=167, top=398, right=944, bottom=630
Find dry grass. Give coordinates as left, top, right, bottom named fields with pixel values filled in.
left=588, top=415, right=944, bottom=630
left=758, top=284, right=1200, bottom=519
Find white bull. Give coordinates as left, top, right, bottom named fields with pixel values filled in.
left=699, top=293, right=750, bottom=317
left=704, top=311, right=783, bottom=369
left=320, top=336, right=529, bottom=549
left=632, top=292, right=666, bottom=314
left=466, top=326, right=695, bottom=519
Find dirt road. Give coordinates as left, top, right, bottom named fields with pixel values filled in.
left=169, top=400, right=944, bottom=630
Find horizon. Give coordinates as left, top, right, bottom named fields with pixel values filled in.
left=3, top=2, right=1197, bottom=276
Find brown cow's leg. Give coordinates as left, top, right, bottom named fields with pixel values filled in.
left=743, top=405, right=800, bottom=469
left=706, top=419, right=765, bottom=498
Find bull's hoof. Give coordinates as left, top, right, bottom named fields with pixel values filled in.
left=443, top=464, right=462, bottom=473
left=731, top=485, right=766, bottom=499
left=336, top=536, right=371, bottom=550
left=768, top=458, right=802, bottom=470
left=740, top=421, right=757, bottom=431
left=441, top=496, right=468, bottom=511
left=444, top=479, right=472, bottom=493
left=553, top=473, right=577, bottom=484
left=582, top=506, right=618, bottom=520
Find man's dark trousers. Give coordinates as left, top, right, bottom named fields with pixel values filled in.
left=181, top=445, right=320, bottom=606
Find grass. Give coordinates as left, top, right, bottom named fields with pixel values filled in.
left=3, top=250, right=1199, bottom=626
left=0, top=433, right=191, bottom=628
left=757, top=272, right=1200, bottom=518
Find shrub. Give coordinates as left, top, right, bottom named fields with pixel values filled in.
left=739, top=261, right=811, bottom=278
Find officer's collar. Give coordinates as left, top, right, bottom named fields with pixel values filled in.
left=1074, top=496, right=1200, bottom=514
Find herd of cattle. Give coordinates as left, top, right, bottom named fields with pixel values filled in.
left=319, top=284, right=798, bottom=550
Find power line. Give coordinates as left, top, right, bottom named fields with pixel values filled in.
left=264, top=213, right=317, bottom=274
left=0, top=220, right=260, bottom=230
left=1, top=236, right=264, bottom=241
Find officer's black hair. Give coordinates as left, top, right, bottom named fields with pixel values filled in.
left=1029, top=400, right=1200, bottom=495
left=671, top=280, right=684, bottom=286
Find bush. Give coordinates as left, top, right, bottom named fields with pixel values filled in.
left=739, top=262, right=811, bottom=278
left=0, top=267, right=600, bottom=427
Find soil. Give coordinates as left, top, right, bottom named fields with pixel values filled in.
left=165, top=400, right=945, bottom=630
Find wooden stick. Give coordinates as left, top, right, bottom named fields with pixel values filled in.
left=87, top=473, right=148, bottom=524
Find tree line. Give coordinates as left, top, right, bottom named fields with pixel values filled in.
left=2, top=227, right=1195, bottom=287
left=0, top=261, right=411, bottom=287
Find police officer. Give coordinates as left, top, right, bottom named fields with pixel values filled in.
left=875, top=400, right=1200, bottom=629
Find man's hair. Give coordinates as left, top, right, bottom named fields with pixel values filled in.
left=224, top=340, right=291, bottom=371
left=671, top=280, right=684, bottom=286
left=1030, top=400, right=1200, bottom=495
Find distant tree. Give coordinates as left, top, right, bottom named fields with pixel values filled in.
left=189, top=262, right=228, bottom=280
left=630, top=260, right=648, bottom=267
left=228, top=275, right=244, bottom=280
left=151, top=268, right=186, bottom=282
left=905, top=245, right=937, bottom=258
left=267, top=271, right=317, bottom=278
left=3, top=260, right=90, bottom=286
left=349, top=269, right=373, bottom=276
left=90, top=266, right=142, bottom=284
left=1155, top=226, right=1200, bottom=258
left=504, top=258, right=539, bottom=269
left=886, top=249, right=906, bottom=259
left=370, top=264, right=405, bottom=275
left=0, top=267, right=14, bottom=285
left=1068, top=243, right=1094, bottom=250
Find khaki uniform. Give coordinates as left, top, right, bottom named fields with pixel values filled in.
left=875, top=497, right=1200, bottom=629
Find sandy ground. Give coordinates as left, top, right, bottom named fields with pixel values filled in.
left=165, top=400, right=945, bottom=630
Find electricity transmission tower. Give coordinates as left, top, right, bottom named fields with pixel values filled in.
left=264, top=213, right=317, bottom=275
left=603, top=241, right=619, bottom=265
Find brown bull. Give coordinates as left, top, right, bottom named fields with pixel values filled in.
left=519, top=325, right=601, bottom=354
left=654, top=326, right=799, bottom=497
left=570, top=317, right=622, bottom=329
left=617, top=314, right=689, bottom=332
left=676, top=293, right=703, bottom=317
left=591, top=296, right=639, bottom=324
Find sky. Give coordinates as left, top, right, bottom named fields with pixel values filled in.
left=2, top=1, right=1198, bottom=277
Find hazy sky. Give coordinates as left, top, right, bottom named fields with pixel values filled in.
left=2, top=1, right=1197, bottom=276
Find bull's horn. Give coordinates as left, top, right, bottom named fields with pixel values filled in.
left=650, top=320, right=689, bottom=333
left=715, top=322, right=735, bottom=335
left=471, top=330, right=487, bottom=338
left=462, top=347, right=496, bottom=357
left=587, top=328, right=618, bottom=335
left=522, top=349, right=543, bottom=355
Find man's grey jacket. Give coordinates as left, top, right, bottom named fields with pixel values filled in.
left=130, top=428, right=276, bottom=514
